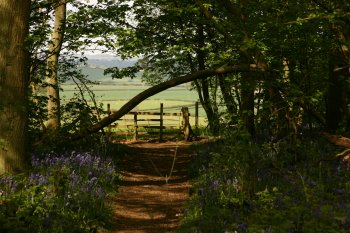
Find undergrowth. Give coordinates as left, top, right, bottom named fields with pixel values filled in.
left=0, top=151, right=120, bottom=233
left=179, top=130, right=350, bottom=233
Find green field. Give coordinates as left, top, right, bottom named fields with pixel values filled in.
left=61, top=83, right=207, bottom=126
left=62, top=66, right=207, bottom=126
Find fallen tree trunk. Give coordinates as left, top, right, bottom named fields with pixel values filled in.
left=321, top=132, right=350, bottom=162
left=71, top=64, right=265, bottom=140
left=321, top=132, right=350, bottom=148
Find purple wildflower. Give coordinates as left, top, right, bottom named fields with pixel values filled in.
left=68, top=171, right=81, bottom=188
left=90, top=177, right=98, bottom=183
left=236, top=223, right=247, bottom=232
left=29, top=173, right=48, bottom=186
left=0, top=175, right=18, bottom=194
left=212, top=180, right=219, bottom=189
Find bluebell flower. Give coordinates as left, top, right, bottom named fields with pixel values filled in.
left=236, top=223, right=247, bottom=232
left=38, top=174, right=48, bottom=185
left=90, top=177, right=98, bottom=183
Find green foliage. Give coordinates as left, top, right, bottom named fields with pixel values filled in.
left=26, top=0, right=350, bottom=141
left=28, top=0, right=125, bottom=149
left=104, top=65, right=141, bottom=79
left=0, top=152, right=118, bottom=233
left=179, top=131, right=350, bottom=232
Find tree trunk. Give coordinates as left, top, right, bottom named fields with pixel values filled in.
left=239, top=49, right=256, bottom=135
left=195, top=22, right=219, bottom=134
left=218, top=74, right=238, bottom=124
left=46, top=0, right=66, bottom=129
left=267, top=80, right=290, bottom=139
left=240, top=73, right=256, bottom=136
left=199, top=78, right=219, bottom=134
left=326, top=49, right=345, bottom=132
left=324, top=5, right=350, bottom=131
left=0, top=0, right=31, bottom=174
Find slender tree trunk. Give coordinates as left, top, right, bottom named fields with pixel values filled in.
left=267, top=83, right=290, bottom=139
left=0, top=0, right=31, bottom=174
left=218, top=74, right=238, bottom=124
left=195, top=22, right=219, bottom=134
left=323, top=5, right=350, bottom=131
left=200, top=78, right=219, bottom=133
left=46, top=0, right=66, bottom=129
left=240, top=73, right=256, bottom=136
left=335, top=26, right=350, bottom=131
left=326, top=49, right=346, bottom=131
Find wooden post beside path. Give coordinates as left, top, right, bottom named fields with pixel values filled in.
left=159, top=103, right=164, bottom=142
left=133, top=112, right=138, bottom=141
left=181, top=107, right=191, bottom=141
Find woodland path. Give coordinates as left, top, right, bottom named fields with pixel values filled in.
left=109, top=140, right=195, bottom=233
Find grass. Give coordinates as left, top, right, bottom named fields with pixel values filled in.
left=60, top=83, right=207, bottom=117
left=61, top=82, right=208, bottom=134
left=103, top=110, right=206, bottom=129
left=108, top=127, right=185, bottom=141
left=61, top=84, right=198, bottom=102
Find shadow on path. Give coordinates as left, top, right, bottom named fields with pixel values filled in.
left=109, top=141, right=193, bottom=233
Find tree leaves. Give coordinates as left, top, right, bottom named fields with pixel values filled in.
left=104, top=65, right=141, bottom=79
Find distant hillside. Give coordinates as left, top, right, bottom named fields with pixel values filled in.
left=74, top=55, right=189, bottom=88
left=82, top=54, right=137, bottom=68
left=80, top=66, right=143, bottom=85
left=86, top=59, right=136, bottom=69
left=73, top=55, right=140, bottom=84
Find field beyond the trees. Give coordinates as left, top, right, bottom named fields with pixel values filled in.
left=61, top=83, right=207, bottom=127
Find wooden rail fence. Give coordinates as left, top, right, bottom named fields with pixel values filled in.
left=104, top=102, right=199, bottom=141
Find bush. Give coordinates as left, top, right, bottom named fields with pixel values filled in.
left=179, top=131, right=350, bottom=232
left=0, top=152, right=119, bottom=233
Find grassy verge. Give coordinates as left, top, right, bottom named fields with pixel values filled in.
left=107, top=127, right=184, bottom=141
left=106, top=125, right=211, bottom=142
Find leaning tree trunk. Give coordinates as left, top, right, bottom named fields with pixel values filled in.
left=71, top=64, right=264, bottom=141
left=46, top=0, right=66, bottom=130
left=0, top=0, right=31, bottom=174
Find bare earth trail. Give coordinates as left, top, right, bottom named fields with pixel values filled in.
left=109, top=141, right=194, bottom=233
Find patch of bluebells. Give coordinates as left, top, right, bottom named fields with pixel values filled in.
left=179, top=134, right=350, bottom=233
left=0, top=151, right=118, bottom=233
left=0, top=175, right=19, bottom=195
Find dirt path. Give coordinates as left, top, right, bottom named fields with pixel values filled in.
left=109, top=141, right=193, bottom=233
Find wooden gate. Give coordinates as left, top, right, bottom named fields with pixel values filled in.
left=104, top=102, right=199, bottom=141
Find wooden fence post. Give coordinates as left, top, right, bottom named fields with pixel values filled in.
left=133, top=112, right=138, bottom=141
left=181, top=107, right=190, bottom=141
left=159, top=103, right=163, bottom=142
